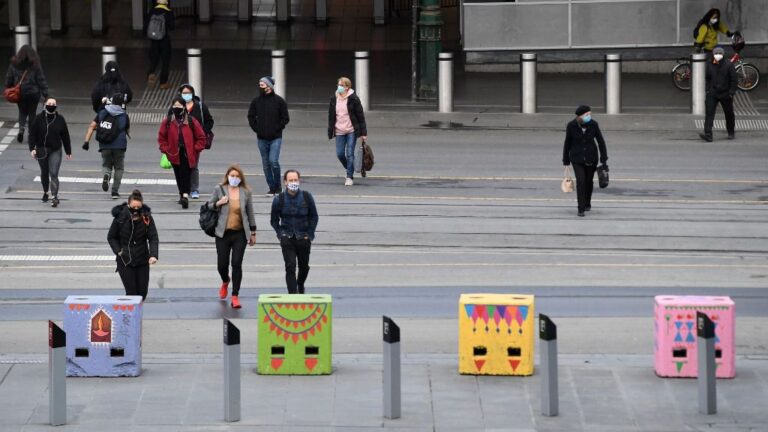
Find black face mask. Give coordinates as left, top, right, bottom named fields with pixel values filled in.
left=172, top=107, right=184, bottom=117
left=45, top=105, right=57, bottom=114
left=130, top=207, right=140, bottom=215
left=261, top=87, right=269, bottom=95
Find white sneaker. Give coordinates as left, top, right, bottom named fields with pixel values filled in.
left=344, top=178, right=353, bottom=186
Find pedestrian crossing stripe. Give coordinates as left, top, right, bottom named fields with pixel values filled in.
left=0, top=255, right=114, bottom=261
left=693, top=119, right=768, bottom=130
left=34, top=176, right=178, bottom=186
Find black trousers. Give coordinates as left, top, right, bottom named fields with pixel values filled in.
left=704, top=94, right=735, bottom=137
left=216, top=229, right=247, bottom=296
left=17, top=93, right=40, bottom=131
left=117, top=260, right=150, bottom=300
left=280, top=236, right=311, bottom=294
left=147, top=38, right=172, bottom=84
left=171, top=147, right=191, bottom=195
left=572, top=163, right=596, bottom=212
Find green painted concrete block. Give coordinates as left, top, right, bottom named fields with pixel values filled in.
left=257, top=294, right=332, bottom=375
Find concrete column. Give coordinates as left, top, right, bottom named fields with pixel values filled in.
left=276, top=0, right=291, bottom=23
left=198, top=0, right=212, bottom=23
left=604, top=54, right=621, bottom=115
left=131, top=0, right=144, bottom=35
left=690, top=53, right=707, bottom=115
left=14, top=26, right=30, bottom=53
left=102, top=46, right=117, bottom=71
left=374, top=0, right=389, bottom=25
left=91, top=0, right=105, bottom=36
left=187, top=48, right=203, bottom=100
left=50, top=0, right=67, bottom=36
left=316, top=0, right=327, bottom=24
left=520, top=53, right=537, bottom=114
left=355, top=51, right=370, bottom=112
left=438, top=52, right=453, bottom=113
left=271, top=50, right=286, bottom=99
left=237, top=0, right=252, bottom=23
left=9, top=0, right=22, bottom=31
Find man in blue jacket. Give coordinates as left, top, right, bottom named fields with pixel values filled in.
left=270, top=170, right=318, bottom=294
left=83, top=93, right=130, bottom=199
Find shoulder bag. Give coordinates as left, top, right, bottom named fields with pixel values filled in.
left=4, top=70, right=28, bottom=103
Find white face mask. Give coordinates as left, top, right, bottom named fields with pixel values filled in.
left=228, top=176, right=241, bottom=187
left=710, top=18, right=718, bottom=25
left=714, top=54, right=724, bottom=62
left=286, top=182, right=300, bottom=192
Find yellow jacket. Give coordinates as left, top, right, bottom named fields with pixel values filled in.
left=695, top=22, right=730, bottom=51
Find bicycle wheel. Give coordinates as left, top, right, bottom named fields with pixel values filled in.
left=736, top=63, right=760, bottom=91
left=672, top=63, right=691, bottom=91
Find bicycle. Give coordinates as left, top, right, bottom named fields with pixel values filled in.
left=671, top=34, right=760, bottom=91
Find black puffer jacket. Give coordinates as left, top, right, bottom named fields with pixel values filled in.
left=28, top=111, right=72, bottom=155
left=5, top=63, right=49, bottom=98
left=327, top=92, right=367, bottom=139
left=107, top=203, right=159, bottom=267
left=91, top=61, right=133, bottom=113
left=706, top=58, right=738, bottom=99
left=563, top=119, right=608, bottom=166
left=247, top=92, right=289, bottom=140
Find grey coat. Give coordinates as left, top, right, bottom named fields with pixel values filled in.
left=207, top=185, right=257, bottom=239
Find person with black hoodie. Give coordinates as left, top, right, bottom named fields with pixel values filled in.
left=29, top=98, right=72, bottom=207
left=5, top=45, right=49, bottom=143
left=327, top=76, right=367, bottom=186
left=174, top=84, right=214, bottom=199
left=699, top=46, right=737, bottom=142
left=91, top=61, right=133, bottom=113
left=108, top=189, right=159, bottom=300
left=247, top=76, right=289, bottom=196
left=563, top=105, right=608, bottom=217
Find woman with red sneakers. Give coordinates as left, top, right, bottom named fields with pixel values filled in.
left=207, top=165, right=257, bottom=308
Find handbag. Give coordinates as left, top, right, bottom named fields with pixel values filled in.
left=360, top=141, right=374, bottom=177
left=160, top=153, right=172, bottom=169
left=597, top=164, right=609, bottom=189
left=199, top=186, right=224, bottom=237
left=4, top=70, right=28, bottom=104
left=204, top=130, right=214, bottom=150
left=561, top=166, right=574, bottom=193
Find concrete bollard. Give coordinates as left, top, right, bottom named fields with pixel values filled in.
left=271, top=50, right=286, bottom=99
left=48, top=321, right=66, bottom=426
left=690, top=53, right=707, bottom=116
left=696, top=312, right=716, bottom=415
left=438, top=52, right=454, bottom=113
left=383, top=316, right=401, bottom=419
left=91, top=0, right=105, bottom=36
left=520, top=53, right=537, bottom=114
left=355, top=51, right=370, bottom=112
left=223, top=319, right=241, bottom=422
left=604, top=54, right=621, bottom=114
left=14, top=26, right=30, bottom=53
left=237, top=0, right=252, bottom=23
left=187, top=49, right=203, bottom=100
left=102, top=46, right=117, bottom=72
left=539, top=314, right=558, bottom=417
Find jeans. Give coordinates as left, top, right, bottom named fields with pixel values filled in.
left=216, top=229, right=247, bottom=296
left=258, top=137, right=282, bottom=190
left=280, top=236, right=311, bottom=294
left=117, top=260, right=150, bottom=300
left=335, top=133, right=356, bottom=179
left=17, top=93, right=40, bottom=132
left=572, top=163, right=596, bottom=212
left=190, top=161, right=200, bottom=193
left=704, top=94, right=735, bottom=137
left=101, top=149, right=125, bottom=193
left=147, top=38, right=172, bottom=84
left=38, top=148, right=62, bottom=197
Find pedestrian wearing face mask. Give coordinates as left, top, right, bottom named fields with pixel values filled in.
left=83, top=93, right=130, bottom=199
left=327, top=77, right=367, bottom=186
left=28, top=98, right=72, bottom=207
left=693, top=8, right=735, bottom=53
left=172, top=84, right=214, bottom=199
left=699, top=46, right=737, bottom=142
left=563, top=105, right=608, bottom=217
left=247, top=76, right=290, bottom=196
left=158, top=96, right=207, bottom=208
left=91, top=61, right=133, bottom=113
left=107, top=189, right=159, bottom=300
left=271, top=170, right=319, bottom=294
left=208, top=165, right=257, bottom=309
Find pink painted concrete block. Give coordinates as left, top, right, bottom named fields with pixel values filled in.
left=654, top=295, right=735, bottom=378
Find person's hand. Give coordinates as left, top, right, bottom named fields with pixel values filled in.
left=361, top=136, right=367, bottom=143
left=30, top=150, right=36, bottom=159
left=148, top=257, right=158, bottom=265
left=101, top=96, right=109, bottom=104
left=249, top=233, right=256, bottom=246
left=66, top=154, right=72, bottom=160
left=216, top=196, right=229, bottom=207
left=82, top=141, right=89, bottom=151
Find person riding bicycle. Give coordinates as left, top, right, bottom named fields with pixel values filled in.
left=694, top=8, right=737, bottom=53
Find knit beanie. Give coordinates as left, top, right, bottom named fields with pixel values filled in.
left=260, top=76, right=275, bottom=90
left=575, top=105, right=591, bottom=116
left=713, top=46, right=725, bottom=55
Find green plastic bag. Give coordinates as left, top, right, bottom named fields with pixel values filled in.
left=160, top=153, right=172, bottom=170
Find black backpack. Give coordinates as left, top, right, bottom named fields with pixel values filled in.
left=96, top=113, right=120, bottom=143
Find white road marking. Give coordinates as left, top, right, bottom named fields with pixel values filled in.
left=0, top=145, right=8, bottom=152
left=0, top=255, right=114, bottom=261
left=34, top=176, right=178, bottom=186
left=1, top=136, right=13, bottom=144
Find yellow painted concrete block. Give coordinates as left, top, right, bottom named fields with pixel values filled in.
left=458, top=293, right=535, bottom=376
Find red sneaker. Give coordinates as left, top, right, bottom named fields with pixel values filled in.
left=219, top=282, right=229, bottom=299
left=231, top=295, right=242, bottom=309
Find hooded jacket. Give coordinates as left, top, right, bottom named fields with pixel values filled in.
left=247, top=91, right=289, bottom=140
left=95, top=105, right=130, bottom=150
left=28, top=111, right=72, bottom=155
left=108, top=203, right=159, bottom=267
left=327, top=90, right=367, bottom=139
left=91, top=61, right=133, bottom=113
left=563, top=119, right=608, bottom=166
left=158, top=114, right=207, bottom=167
left=705, top=58, right=738, bottom=99
left=5, top=62, right=49, bottom=99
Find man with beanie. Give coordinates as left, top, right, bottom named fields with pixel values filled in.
left=563, top=105, right=608, bottom=217
left=247, top=76, right=290, bottom=196
left=699, top=46, right=737, bottom=142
